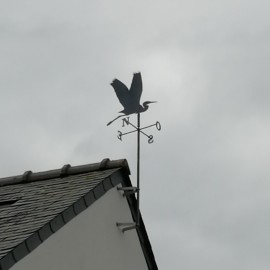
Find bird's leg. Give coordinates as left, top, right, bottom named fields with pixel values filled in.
left=107, top=115, right=126, bottom=126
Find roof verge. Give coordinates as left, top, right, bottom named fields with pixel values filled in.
left=0, top=159, right=130, bottom=187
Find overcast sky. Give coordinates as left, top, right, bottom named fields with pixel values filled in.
left=1, top=0, right=270, bottom=269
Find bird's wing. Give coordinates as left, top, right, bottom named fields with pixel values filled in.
left=129, top=72, right=143, bottom=105
left=110, top=79, right=130, bottom=109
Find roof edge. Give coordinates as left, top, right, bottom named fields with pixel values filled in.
left=0, top=170, right=125, bottom=270
left=0, top=159, right=130, bottom=187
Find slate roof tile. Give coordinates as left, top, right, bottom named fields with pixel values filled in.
left=0, top=159, right=158, bottom=270
left=0, top=165, right=118, bottom=261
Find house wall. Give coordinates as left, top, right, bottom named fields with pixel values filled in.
left=12, top=185, right=148, bottom=270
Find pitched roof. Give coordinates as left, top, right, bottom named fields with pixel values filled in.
left=0, top=159, right=158, bottom=270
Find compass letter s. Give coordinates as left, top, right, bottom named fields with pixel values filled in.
left=148, top=135, right=154, bottom=144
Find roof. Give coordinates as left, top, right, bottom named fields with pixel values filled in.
left=0, top=159, right=158, bottom=270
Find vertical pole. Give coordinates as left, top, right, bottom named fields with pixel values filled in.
left=137, top=113, right=140, bottom=226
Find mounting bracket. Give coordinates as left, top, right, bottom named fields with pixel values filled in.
left=117, top=186, right=139, bottom=196
left=116, top=222, right=137, bottom=233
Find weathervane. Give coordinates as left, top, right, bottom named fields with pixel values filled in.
left=107, top=72, right=161, bottom=232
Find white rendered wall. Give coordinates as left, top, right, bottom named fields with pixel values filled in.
left=12, top=185, right=148, bottom=270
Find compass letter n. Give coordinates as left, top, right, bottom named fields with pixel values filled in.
left=122, top=117, right=130, bottom=127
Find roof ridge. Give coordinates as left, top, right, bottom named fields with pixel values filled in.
left=0, top=159, right=130, bottom=187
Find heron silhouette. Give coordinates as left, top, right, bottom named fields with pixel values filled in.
left=107, top=72, right=156, bottom=126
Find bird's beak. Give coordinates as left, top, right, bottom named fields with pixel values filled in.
left=149, top=101, right=157, bottom=103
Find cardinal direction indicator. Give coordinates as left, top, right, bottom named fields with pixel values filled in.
left=117, top=117, right=161, bottom=144
left=107, top=72, right=160, bottom=232
left=122, top=117, right=130, bottom=127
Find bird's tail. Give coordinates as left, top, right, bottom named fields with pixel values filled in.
left=107, top=115, right=125, bottom=126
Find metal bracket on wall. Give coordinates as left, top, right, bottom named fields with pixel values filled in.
left=116, top=187, right=138, bottom=232
left=116, top=222, right=137, bottom=233
left=117, top=186, right=139, bottom=196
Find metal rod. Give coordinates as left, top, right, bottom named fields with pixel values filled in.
left=121, top=129, right=138, bottom=136
left=137, top=113, right=140, bottom=226
left=121, top=127, right=149, bottom=138
left=121, top=128, right=150, bottom=139
left=127, top=121, right=139, bottom=130
left=139, top=129, right=152, bottom=139
left=139, top=123, right=157, bottom=131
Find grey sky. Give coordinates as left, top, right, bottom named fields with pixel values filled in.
left=1, top=0, right=270, bottom=269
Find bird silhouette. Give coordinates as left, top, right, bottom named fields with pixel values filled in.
left=107, top=72, right=156, bottom=126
